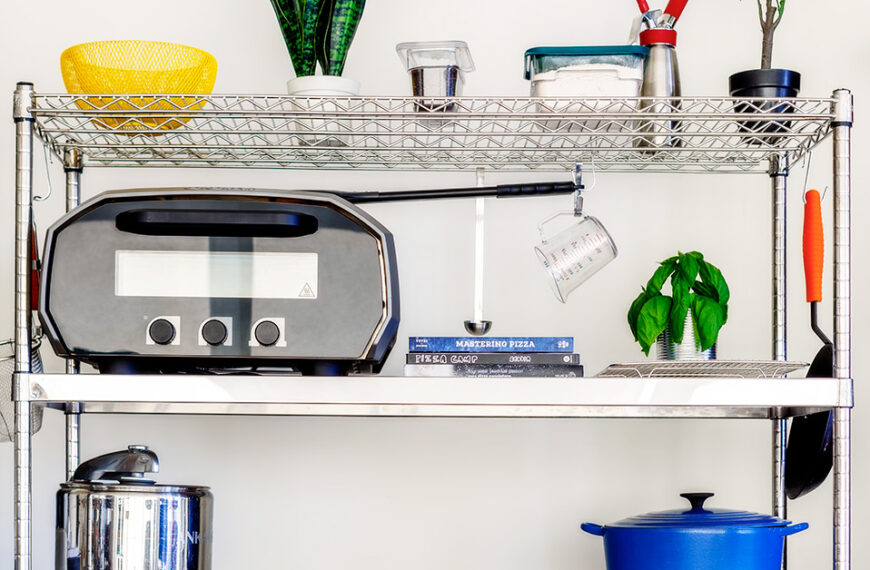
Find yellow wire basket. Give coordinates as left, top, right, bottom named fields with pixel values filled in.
left=61, top=40, right=217, bottom=131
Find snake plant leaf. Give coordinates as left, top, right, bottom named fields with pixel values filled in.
left=637, top=295, right=672, bottom=356
left=317, top=0, right=366, bottom=76
left=315, top=0, right=336, bottom=73
left=270, top=0, right=320, bottom=76
left=299, top=0, right=322, bottom=76
left=270, top=0, right=304, bottom=75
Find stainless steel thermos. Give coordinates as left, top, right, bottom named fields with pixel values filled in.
left=56, top=446, right=213, bottom=570
left=635, top=0, right=688, bottom=148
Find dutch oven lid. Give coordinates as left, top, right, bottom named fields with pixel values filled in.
left=607, top=493, right=790, bottom=529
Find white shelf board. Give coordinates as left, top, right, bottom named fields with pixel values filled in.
left=19, top=374, right=852, bottom=419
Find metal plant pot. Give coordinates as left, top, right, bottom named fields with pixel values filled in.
left=729, top=68, right=801, bottom=145
left=656, top=312, right=716, bottom=360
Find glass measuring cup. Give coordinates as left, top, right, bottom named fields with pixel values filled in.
left=534, top=212, right=618, bottom=303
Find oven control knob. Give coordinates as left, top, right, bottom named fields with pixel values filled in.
left=149, top=319, right=175, bottom=345
left=255, top=320, right=280, bottom=347
left=202, top=319, right=228, bottom=346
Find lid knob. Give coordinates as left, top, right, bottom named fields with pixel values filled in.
left=680, top=492, right=714, bottom=512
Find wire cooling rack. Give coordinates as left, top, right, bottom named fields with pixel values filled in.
left=598, top=360, right=809, bottom=379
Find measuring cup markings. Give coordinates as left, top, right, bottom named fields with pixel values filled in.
left=535, top=216, right=617, bottom=302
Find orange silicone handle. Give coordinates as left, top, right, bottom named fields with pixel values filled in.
left=803, top=189, right=824, bottom=303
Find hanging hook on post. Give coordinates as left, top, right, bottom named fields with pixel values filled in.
left=573, top=163, right=585, bottom=216
left=801, top=150, right=813, bottom=204
left=33, top=144, right=54, bottom=202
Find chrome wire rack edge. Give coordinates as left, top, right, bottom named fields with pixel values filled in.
left=31, top=94, right=835, bottom=173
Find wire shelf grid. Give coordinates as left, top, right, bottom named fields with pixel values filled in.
left=31, top=94, right=835, bottom=172
left=598, top=360, right=810, bottom=379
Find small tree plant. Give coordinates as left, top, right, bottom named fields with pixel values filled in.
left=757, top=0, right=786, bottom=69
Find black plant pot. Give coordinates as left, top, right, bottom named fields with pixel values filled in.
left=729, top=68, right=801, bottom=145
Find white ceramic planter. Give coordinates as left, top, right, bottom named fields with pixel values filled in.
left=286, top=76, right=360, bottom=146
left=286, top=75, right=360, bottom=96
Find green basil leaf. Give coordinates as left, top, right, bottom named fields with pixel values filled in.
left=698, top=260, right=730, bottom=324
left=699, top=260, right=730, bottom=305
left=667, top=273, right=689, bottom=344
left=677, top=251, right=701, bottom=284
left=692, top=295, right=724, bottom=351
left=637, top=296, right=672, bottom=355
left=646, top=258, right=677, bottom=295
left=692, top=280, right=718, bottom=301
left=627, top=289, right=651, bottom=342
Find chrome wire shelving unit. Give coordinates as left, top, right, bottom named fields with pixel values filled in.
left=32, top=94, right=834, bottom=172
left=11, top=84, right=854, bottom=570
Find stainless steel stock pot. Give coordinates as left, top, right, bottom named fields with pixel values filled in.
left=56, top=445, right=213, bottom=570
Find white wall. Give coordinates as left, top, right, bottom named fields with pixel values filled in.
left=0, top=0, right=866, bottom=568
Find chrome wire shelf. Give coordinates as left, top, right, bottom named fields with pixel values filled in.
left=598, top=360, right=809, bottom=379
left=31, top=94, right=835, bottom=173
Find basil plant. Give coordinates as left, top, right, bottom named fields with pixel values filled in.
left=627, top=251, right=730, bottom=356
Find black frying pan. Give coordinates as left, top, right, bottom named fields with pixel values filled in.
left=785, top=189, right=834, bottom=500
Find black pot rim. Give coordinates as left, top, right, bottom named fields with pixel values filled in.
left=729, top=68, right=801, bottom=92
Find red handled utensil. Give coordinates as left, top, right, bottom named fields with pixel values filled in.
left=785, top=189, right=834, bottom=499
left=636, top=0, right=688, bottom=28
left=662, top=0, right=689, bottom=27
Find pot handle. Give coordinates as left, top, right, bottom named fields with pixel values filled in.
left=780, top=522, right=809, bottom=536
left=73, top=445, right=158, bottom=482
left=581, top=523, right=606, bottom=536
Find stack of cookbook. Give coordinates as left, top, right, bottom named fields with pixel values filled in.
left=404, top=336, right=582, bottom=377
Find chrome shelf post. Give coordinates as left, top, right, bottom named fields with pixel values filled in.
left=831, top=88, right=852, bottom=570
left=62, top=148, right=82, bottom=480
left=769, top=152, right=789, bottom=569
left=13, top=81, right=35, bottom=570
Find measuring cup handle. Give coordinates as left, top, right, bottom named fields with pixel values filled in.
left=537, top=211, right=581, bottom=244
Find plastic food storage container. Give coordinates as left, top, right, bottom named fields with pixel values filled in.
left=524, top=45, right=648, bottom=133
left=397, top=41, right=474, bottom=112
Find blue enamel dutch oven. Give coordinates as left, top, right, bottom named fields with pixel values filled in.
left=581, top=493, right=808, bottom=570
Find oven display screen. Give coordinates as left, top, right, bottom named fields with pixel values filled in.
left=115, top=250, right=318, bottom=299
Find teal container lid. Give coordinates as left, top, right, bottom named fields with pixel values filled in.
left=524, top=45, right=649, bottom=79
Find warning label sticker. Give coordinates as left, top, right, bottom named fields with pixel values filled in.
left=299, top=283, right=316, bottom=298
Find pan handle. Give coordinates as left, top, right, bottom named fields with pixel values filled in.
left=779, top=522, right=810, bottom=537
left=803, top=189, right=824, bottom=303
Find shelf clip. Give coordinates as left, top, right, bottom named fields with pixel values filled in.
left=572, top=163, right=585, bottom=216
